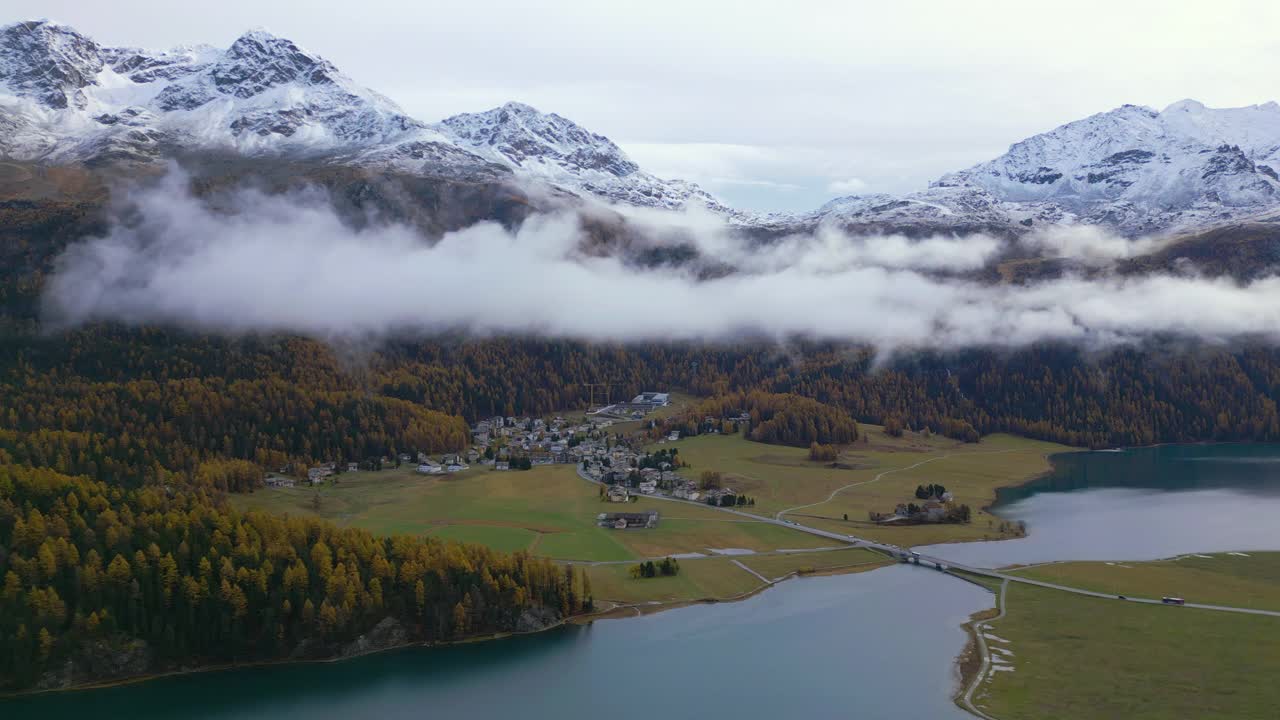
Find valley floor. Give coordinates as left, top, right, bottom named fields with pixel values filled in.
left=233, top=433, right=1280, bottom=720
left=967, top=557, right=1280, bottom=720
left=663, top=428, right=1073, bottom=546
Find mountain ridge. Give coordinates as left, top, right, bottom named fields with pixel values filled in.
left=4, top=19, right=1280, bottom=238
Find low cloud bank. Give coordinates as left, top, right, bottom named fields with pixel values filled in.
left=41, top=173, right=1280, bottom=350
left=1024, top=224, right=1175, bottom=262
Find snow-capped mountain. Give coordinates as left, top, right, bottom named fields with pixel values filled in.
left=0, top=20, right=725, bottom=209
left=435, top=102, right=731, bottom=213
left=0, top=20, right=497, bottom=174
left=931, top=101, right=1280, bottom=235
left=5, top=19, right=1280, bottom=240
left=798, top=100, right=1280, bottom=238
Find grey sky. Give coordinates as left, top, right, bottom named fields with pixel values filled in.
left=11, top=0, right=1280, bottom=211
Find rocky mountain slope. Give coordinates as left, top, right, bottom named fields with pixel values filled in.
left=436, top=102, right=733, bottom=214
left=5, top=19, right=1280, bottom=240
left=0, top=21, right=500, bottom=176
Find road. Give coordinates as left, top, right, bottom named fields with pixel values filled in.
left=960, top=578, right=1007, bottom=720
left=576, top=465, right=1280, bottom=618
left=950, top=566, right=1280, bottom=618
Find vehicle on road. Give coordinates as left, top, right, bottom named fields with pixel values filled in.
left=1162, top=596, right=1186, bottom=605
left=1118, top=595, right=1127, bottom=600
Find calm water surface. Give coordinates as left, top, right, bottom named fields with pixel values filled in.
left=922, top=443, right=1280, bottom=567
left=4, top=565, right=990, bottom=720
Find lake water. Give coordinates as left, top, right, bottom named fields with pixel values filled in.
left=921, top=443, right=1280, bottom=568
left=3, top=565, right=991, bottom=720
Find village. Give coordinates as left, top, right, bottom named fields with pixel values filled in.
left=264, top=391, right=756, bottom=533
left=266, top=391, right=754, bottom=526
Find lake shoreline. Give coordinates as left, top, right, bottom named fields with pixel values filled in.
left=0, top=557, right=897, bottom=701
left=19, top=439, right=1220, bottom=705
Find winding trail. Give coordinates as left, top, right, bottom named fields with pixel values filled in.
left=961, top=579, right=1007, bottom=720
left=774, top=450, right=1015, bottom=521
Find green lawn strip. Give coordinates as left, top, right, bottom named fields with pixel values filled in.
left=536, top=529, right=635, bottom=562
left=979, top=583, right=1280, bottom=720
left=234, top=464, right=823, bottom=562
left=1011, top=552, right=1280, bottom=612
left=422, top=524, right=538, bottom=554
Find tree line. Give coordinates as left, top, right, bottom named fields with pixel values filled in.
left=667, top=391, right=860, bottom=447
left=629, top=558, right=680, bottom=579
left=0, top=462, right=590, bottom=690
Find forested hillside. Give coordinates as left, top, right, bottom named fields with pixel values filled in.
left=6, top=330, right=1280, bottom=488
left=667, top=391, right=859, bottom=446
left=0, top=463, right=587, bottom=690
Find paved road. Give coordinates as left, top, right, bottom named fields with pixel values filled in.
left=576, top=465, right=1280, bottom=618
left=956, top=567, right=1280, bottom=618
left=961, top=578, right=1007, bottom=720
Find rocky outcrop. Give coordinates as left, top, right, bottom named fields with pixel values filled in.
left=515, top=605, right=561, bottom=633
left=34, top=635, right=152, bottom=690
left=340, top=617, right=409, bottom=658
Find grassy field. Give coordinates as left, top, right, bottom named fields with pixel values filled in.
left=584, top=557, right=763, bottom=604
left=737, top=547, right=887, bottom=581
left=232, top=464, right=829, bottom=562
left=976, top=582, right=1280, bottom=720
left=584, top=548, right=891, bottom=605
left=1012, top=552, right=1280, bottom=612
left=667, top=429, right=1074, bottom=545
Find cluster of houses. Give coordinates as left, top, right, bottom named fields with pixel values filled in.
left=596, top=510, right=660, bottom=529
left=468, top=414, right=618, bottom=468
left=870, top=490, right=972, bottom=525
left=287, top=391, right=678, bottom=490
left=580, top=435, right=746, bottom=507
left=305, top=461, right=361, bottom=485
left=582, top=451, right=694, bottom=496
left=414, top=452, right=471, bottom=475
left=263, top=474, right=296, bottom=488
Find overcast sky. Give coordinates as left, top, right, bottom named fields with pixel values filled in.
left=12, top=0, right=1280, bottom=211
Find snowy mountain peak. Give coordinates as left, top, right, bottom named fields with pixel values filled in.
left=0, top=20, right=103, bottom=109
left=436, top=102, right=734, bottom=213
left=217, top=29, right=338, bottom=98
left=4, top=20, right=1280, bottom=237
left=1163, top=98, right=1206, bottom=113
left=438, top=101, right=640, bottom=177
left=932, top=100, right=1280, bottom=234
left=0, top=20, right=441, bottom=165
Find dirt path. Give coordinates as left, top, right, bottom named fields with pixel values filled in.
left=960, top=578, right=1007, bottom=720
left=731, top=558, right=773, bottom=585
left=775, top=450, right=1015, bottom=520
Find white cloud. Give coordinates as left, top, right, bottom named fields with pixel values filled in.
left=1025, top=225, right=1174, bottom=263
left=41, top=174, right=1280, bottom=351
